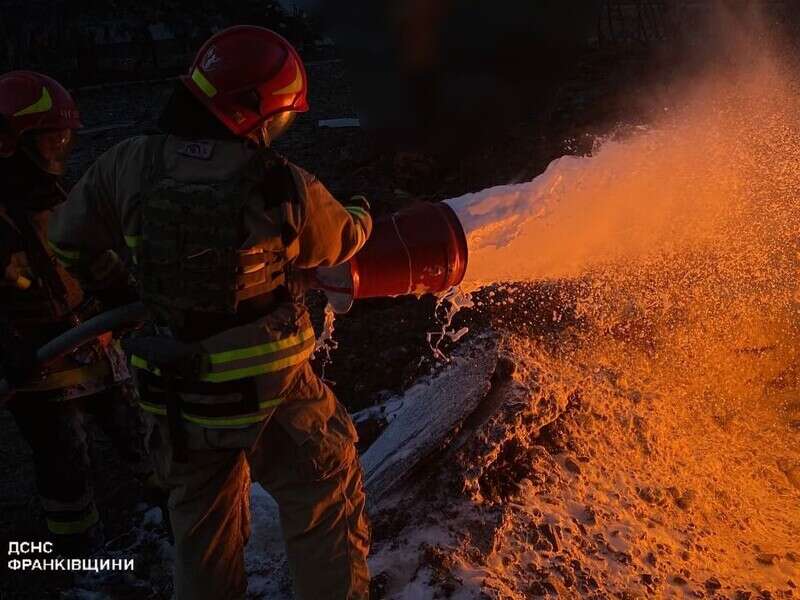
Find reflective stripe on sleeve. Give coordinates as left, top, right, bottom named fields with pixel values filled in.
left=124, top=235, right=141, bottom=248
left=48, top=241, right=81, bottom=263
left=345, top=206, right=369, bottom=220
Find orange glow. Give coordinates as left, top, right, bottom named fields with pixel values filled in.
left=455, top=48, right=800, bottom=593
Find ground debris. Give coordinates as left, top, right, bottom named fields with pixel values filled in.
left=366, top=327, right=800, bottom=599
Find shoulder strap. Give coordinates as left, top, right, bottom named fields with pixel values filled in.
left=144, top=134, right=170, bottom=187
left=259, top=149, right=300, bottom=248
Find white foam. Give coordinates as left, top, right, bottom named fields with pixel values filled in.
left=444, top=154, right=588, bottom=287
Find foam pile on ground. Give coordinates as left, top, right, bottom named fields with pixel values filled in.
left=365, top=50, right=800, bottom=599
left=366, top=323, right=799, bottom=599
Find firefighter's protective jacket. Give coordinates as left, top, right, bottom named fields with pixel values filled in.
left=48, top=135, right=372, bottom=428
left=0, top=206, right=84, bottom=334
left=0, top=202, right=127, bottom=398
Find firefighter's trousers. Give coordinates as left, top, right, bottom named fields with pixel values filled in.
left=8, top=384, right=148, bottom=538
left=146, top=365, right=371, bottom=600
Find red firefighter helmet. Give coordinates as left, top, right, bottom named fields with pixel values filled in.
left=0, top=71, right=81, bottom=175
left=181, top=25, right=309, bottom=139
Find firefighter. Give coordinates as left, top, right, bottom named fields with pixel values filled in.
left=49, top=27, right=372, bottom=599
left=0, top=71, right=148, bottom=553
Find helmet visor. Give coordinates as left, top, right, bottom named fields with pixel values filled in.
left=22, top=128, right=76, bottom=176
left=34, top=128, right=75, bottom=175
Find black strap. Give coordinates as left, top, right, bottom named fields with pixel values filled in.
left=138, top=370, right=248, bottom=395
left=162, top=374, right=188, bottom=463
left=260, top=149, right=300, bottom=246
left=260, top=150, right=298, bottom=199
left=138, top=371, right=261, bottom=419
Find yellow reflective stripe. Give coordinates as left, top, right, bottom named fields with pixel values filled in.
left=203, top=348, right=312, bottom=383
left=14, top=86, right=53, bottom=117
left=191, top=68, right=217, bottom=98
left=132, top=355, right=160, bottom=374
left=124, top=235, right=141, bottom=248
left=47, top=241, right=81, bottom=260
left=132, top=328, right=315, bottom=382
left=138, top=398, right=283, bottom=427
left=133, top=344, right=313, bottom=383
left=183, top=411, right=272, bottom=427
left=46, top=506, right=99, bottom=535
left=272, top=63, right=303, bottom=95
left=16, top=361, right=111, bottom=392
left=345, top=206, right=368, bottom=218
left=208, top=327, right=315, bottom=365
left=138, top=400, right=167, bottom=416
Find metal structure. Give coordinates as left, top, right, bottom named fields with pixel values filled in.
left=599, top=0, right=796, bottom=46
left=599, top=0, right=672, bottom=45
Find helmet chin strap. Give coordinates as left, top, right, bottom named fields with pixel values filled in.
left=244, top=112, right=296, bottom=148
left=246, top=120, right=272, bottom=148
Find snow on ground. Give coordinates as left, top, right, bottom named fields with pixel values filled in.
left=244, top=485, right=291, bottom=599
left=362, top=325, right=800, bottom=600
left=62, top=484, right=289, bottom=599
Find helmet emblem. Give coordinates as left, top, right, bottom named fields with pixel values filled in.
left=272, top=63, right=303, bottom=96
left=14, top=86, right=53, bottom=117
left=202, top=46, right=222, bottom=72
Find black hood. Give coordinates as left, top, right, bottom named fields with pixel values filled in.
left=158, top=81, right=239, bottom=141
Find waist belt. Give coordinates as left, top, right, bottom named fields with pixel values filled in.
left=172, top=288, right=290, bottom=342
left=136, top=371, right=284, bottom=429
left=130, top=326, right=316, bottom=384
left=127, top=325, right=314, bottom=454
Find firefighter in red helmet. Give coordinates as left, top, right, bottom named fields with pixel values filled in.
left=0, top=71, right=149, bottom=553
left=50, top=27, right=372, bottom=599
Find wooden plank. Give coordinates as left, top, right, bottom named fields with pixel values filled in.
left=361, top=334, right=497, bottom=509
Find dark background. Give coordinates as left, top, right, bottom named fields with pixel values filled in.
left=8, top=0, right=793, bottom=153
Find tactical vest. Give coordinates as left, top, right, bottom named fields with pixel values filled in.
left=132, top=136, right=299, bottom=334
left=128, top=136, right=315, bottom=439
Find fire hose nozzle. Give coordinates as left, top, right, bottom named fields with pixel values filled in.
left=314, top=202, right=469, bottom=313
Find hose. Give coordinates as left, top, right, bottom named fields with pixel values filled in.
left=0, top=302, right=150, bottom=400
